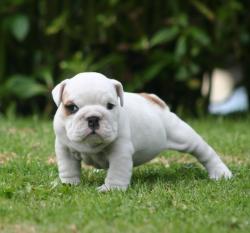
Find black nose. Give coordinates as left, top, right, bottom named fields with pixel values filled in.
left=87, top=116, right=100, bottom=130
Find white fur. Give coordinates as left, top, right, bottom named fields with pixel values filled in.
left=52, top=72, right=232, bottom=192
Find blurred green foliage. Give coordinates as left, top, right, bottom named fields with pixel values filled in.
left=0, top=0, right=249, bottom=115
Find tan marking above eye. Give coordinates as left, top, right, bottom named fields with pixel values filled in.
left=61, top=90, right=75, bottom=116
left=139, top=93, right=167, bottom=109
left=62, top=90, right=70, bottom=105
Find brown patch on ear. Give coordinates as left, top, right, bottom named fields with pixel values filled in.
left=139, top=93, right=167, bottom=109
left=62, top=89, right=69, bottom=105
left=61, top=90, right=72, bottom=116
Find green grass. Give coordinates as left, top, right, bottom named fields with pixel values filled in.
left=0, top=116, right=250, bottom=233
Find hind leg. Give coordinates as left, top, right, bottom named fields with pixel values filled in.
left=165, top=112, right=232, bottom=180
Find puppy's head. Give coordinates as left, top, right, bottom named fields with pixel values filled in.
left=52, top=72, right=123, bottom=153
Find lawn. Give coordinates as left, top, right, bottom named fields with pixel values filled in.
left=0, top=116, right=250, bottom=233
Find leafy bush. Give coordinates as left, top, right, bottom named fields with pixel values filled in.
left=0, top=0, right=249, bottom=115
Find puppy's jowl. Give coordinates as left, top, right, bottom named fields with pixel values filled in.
left=52, top=72, right=232, bottom=192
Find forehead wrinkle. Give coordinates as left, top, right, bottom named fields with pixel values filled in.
left=65, top=80, right=117, bottom=106
left=82, top=90, right=115, bottom=105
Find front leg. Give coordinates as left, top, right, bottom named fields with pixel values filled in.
left=165, top=112, right=232, bottom=180
left=97, top=140, right=134, bottom=192
left=55, top=138, right=81, bottom=185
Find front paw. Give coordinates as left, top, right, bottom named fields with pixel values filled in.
left=60, top=176, right=81, bottom=185
left=208, top=163, right=233, bottom=180
left=97, top=183, right=128, bottom=192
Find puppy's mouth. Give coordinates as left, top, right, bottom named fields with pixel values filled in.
left=90, top=130, right=97, bottom=135
left=87, top=129, right=102, bottom=138
left=85, top=130, right=105, bottom=147
left=70, top=129, right=103, bottom=143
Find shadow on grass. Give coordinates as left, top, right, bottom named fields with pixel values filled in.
left=131, top=163, right=207, bottom=186
left=79, top=163, right=207, bottom=189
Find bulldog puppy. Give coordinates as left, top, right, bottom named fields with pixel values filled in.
left=52, top=72, right=232, bottom=192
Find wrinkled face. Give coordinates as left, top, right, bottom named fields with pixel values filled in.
left=53, top=73, right=123, bottom=153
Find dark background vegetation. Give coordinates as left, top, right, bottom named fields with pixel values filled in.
left=0, top=0, right=249, bottom=116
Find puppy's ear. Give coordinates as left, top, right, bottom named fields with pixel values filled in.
left=111, top=79, right=124, bottom=106
left=52, top=79, right=69, bottom=107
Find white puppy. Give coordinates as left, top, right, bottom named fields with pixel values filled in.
left=52, top=72, right=232, bottom=192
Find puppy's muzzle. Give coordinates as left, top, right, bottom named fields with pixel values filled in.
left=87, top=116, right=100, bottom=131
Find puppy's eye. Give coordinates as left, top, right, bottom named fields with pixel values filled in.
left=65, top=104, right=79, bottom=114
left=107, top=103, right=115, bottom=110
